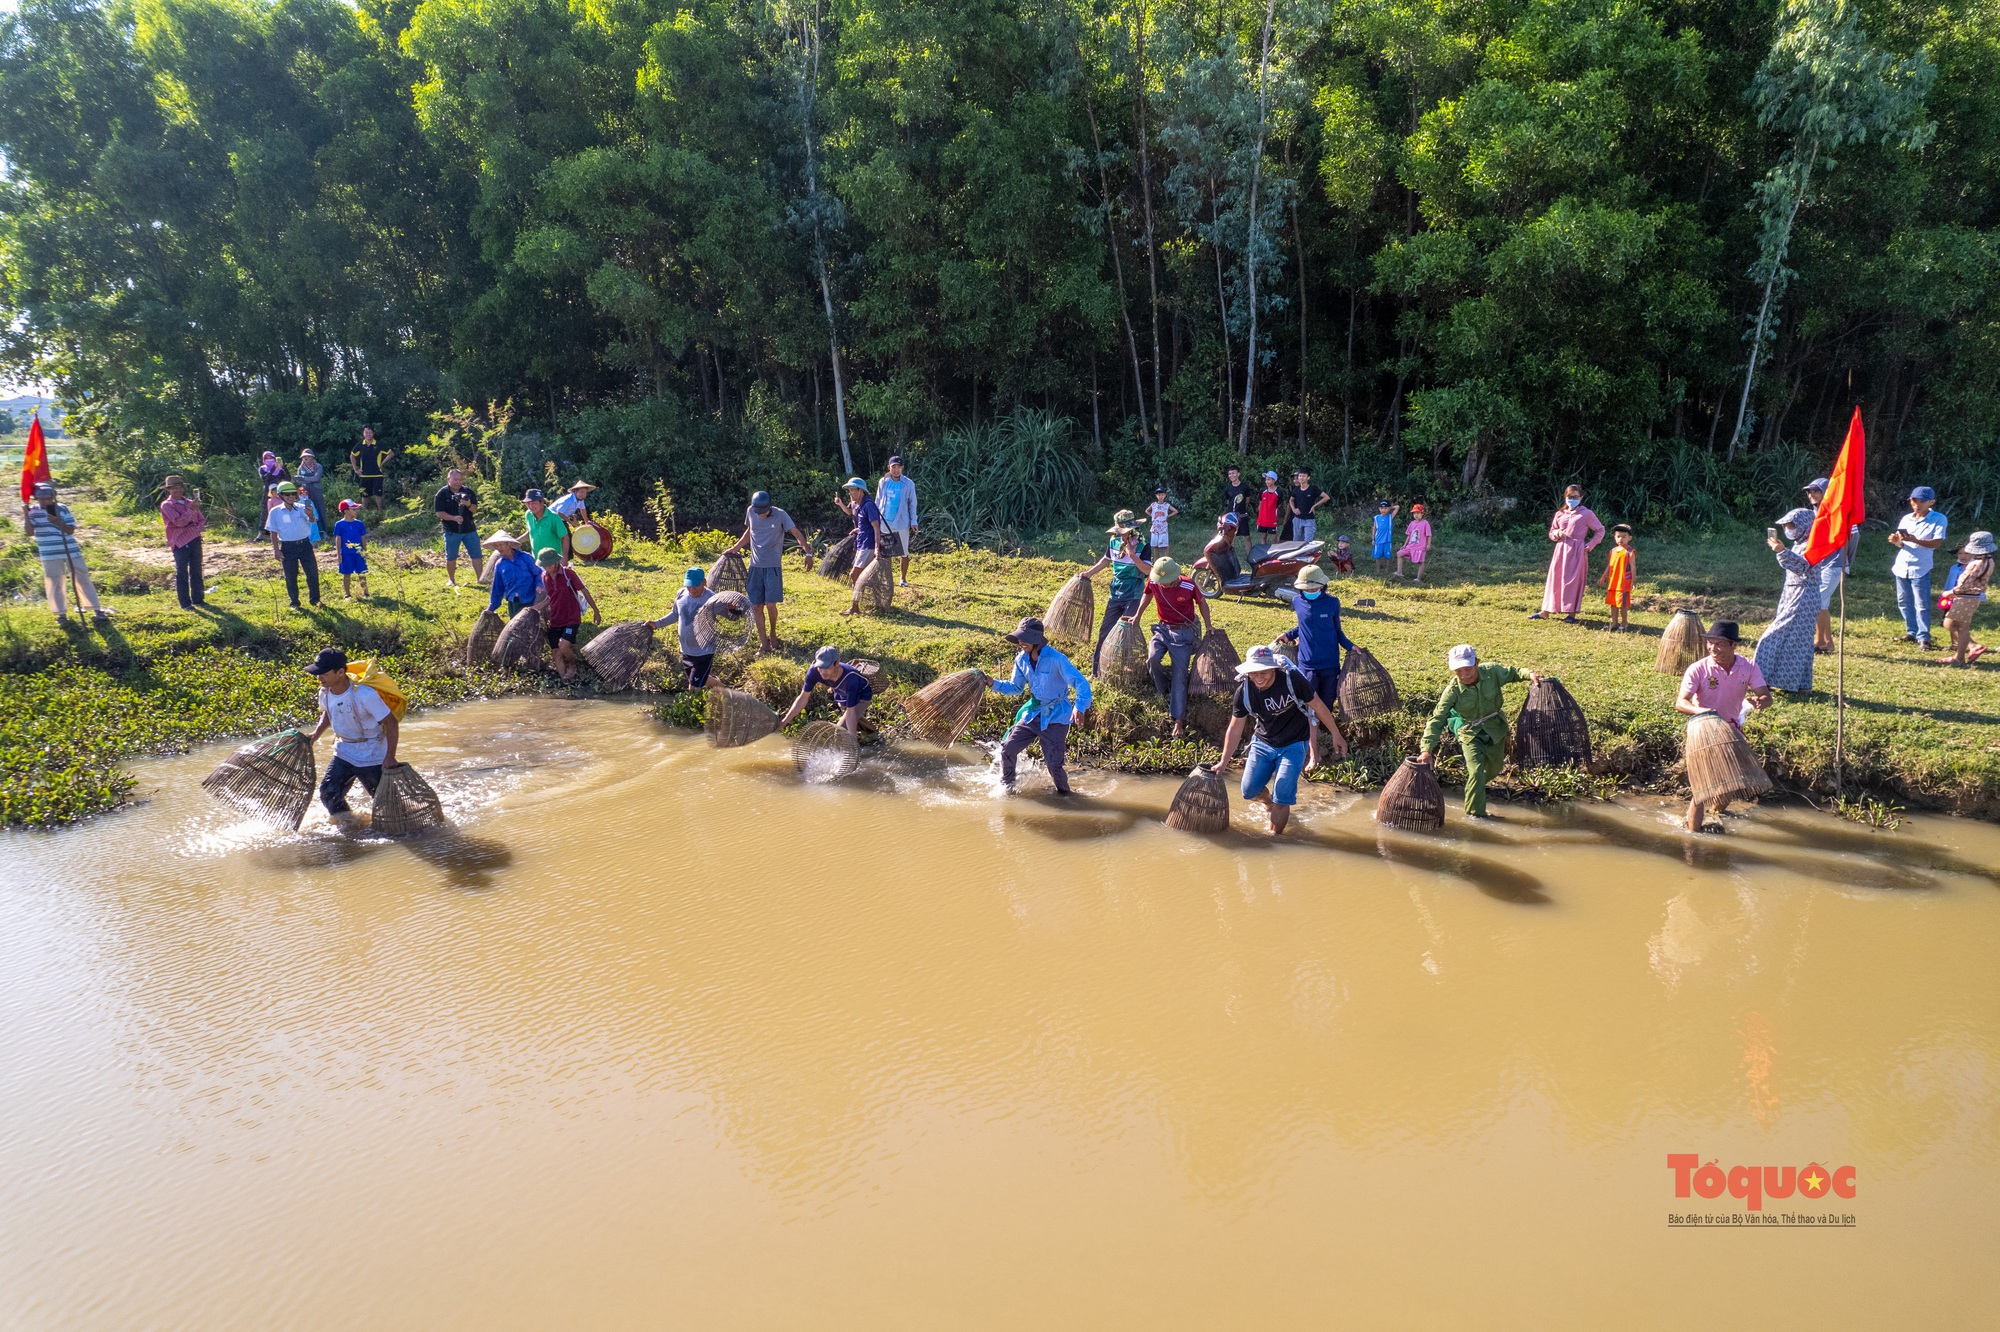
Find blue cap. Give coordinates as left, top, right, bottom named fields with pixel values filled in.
left=751, top=490, right=772, bottom=514
left=812, top=645, right=841, bottom=668
left=684, top=567, right=705, bottom=586
left=1911, top=486, right=1936, bottom=502
left=1805, top=477, right=1830, bottom=494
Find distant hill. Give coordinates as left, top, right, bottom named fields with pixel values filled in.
left=0, top=396, right=66, bottom=436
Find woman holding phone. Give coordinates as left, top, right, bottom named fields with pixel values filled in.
left=1752, top=507, right=1819, bottom=693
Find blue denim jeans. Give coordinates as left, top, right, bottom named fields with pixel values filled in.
left=1147, top=622, right=1199, bottom=719
left=1241, top=738, right=1308, bottom=806
left=1894, top=570, right=1933, bottom=640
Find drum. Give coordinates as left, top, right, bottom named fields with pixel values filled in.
left=572, top=519, right=612, bottom=561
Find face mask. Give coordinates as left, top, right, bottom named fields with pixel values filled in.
left=1302, top=589, right=1322, bottom=601
left=1782, top=526, right=1800, bottom=542
left=1564, top=496, right=1581, bottom=509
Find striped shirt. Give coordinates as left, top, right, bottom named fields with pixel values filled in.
left=25, top=503, right=83, bottom=562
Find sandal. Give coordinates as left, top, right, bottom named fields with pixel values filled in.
left=1969, top=645, right=1988, bottom=662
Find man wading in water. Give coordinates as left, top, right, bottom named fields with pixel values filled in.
left=1415, top=645, right=1544, bottom=819
left=988, top=617, right=1092, bottom=797
left=1211, top=644, right=1348, bottom=835
left=305, top=647, right=398, bottom=829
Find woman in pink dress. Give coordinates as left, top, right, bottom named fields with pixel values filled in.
left=1530, top=485, right=1605, bottom=622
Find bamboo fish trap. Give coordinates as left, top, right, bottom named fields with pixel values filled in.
left=1165, top=764, right=1230, bottom=833
left=1510, top=676, right=1592, bottom=769
left=1683, top=711, right=1772, bottom=806
left=201, top=729, right=316, bottom=830
left=1337, top=645, right=1400, bottom=721
left=1043, top=575, right=1095, bottom=647
left=816, top=532, right=857, bottom=580
left=706, top=687, right=779, bottom=748
left=706, top=548, right=748, bottom=594
left=1374, top=758, right=1445, bottom=831
left=1095, top=616, right=1146, bottom=685
left=902, top=669, right=989, bottom=747
left=491, top=604, right=546, bottom=670
left=580, top=620, right=655, bottom=690
left=791, top=720, right=860, bottom=780
left=693, top=591, right=750, bottom=652
left=369, top=763, right=448, bottom=837
left=854, top=551, right=895, bottom=614
left=464, top=608, right=504, bottom=668
left=1657, top=610, right=1707, bottom=674
left=1190, top=628, right=1241, bottom=696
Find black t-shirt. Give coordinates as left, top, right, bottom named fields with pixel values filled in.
left=353, top=444, right=388, bottom=477
left=433, top=484, right=477, bottom=531
left=1223, top=481, right=1249, bottom=518
left=1233, top=668, right=1314, bottom=748
left=1289, top=486, right=1319, bottom=520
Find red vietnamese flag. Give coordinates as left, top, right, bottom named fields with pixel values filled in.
left=1804, top=406, right=1866, bottom=567
left=18, top=412, right=51, bottom=503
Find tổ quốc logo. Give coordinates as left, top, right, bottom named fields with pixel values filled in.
left=1666, top=1155, right=1857, bottom=1227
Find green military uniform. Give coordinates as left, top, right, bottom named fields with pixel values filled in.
left=1422, top=664, right=1530, bottom=816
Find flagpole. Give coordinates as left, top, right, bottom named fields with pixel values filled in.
left=1835, top=575, right=1846, bottom=800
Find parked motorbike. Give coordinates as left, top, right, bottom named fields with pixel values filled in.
left=1192, top=536, right=1325, bottom=597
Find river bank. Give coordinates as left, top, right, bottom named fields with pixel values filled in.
left=4, top=496, right=1998, bottom=824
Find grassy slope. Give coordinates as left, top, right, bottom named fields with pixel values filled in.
left=3, top=496, right=1996, bottom=825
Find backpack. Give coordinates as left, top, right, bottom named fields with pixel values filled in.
left=346, top=659, right=408, bottom=721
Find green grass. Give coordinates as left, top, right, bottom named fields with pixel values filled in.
left=3, top=494, right=1997, bottom=825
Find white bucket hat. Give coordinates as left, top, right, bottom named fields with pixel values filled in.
left=1235, top=644, right=1287, bottom=677
left=1447, top=644, right=1477, bottom=670
left=481, top=530, right=524, bottom=548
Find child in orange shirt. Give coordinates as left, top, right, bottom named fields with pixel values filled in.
left=1599, top=524, right=1635, bottom=631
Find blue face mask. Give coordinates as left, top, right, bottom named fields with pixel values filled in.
left=1302, top=588, right=1322, bottom=601
left=1564, top=496, right=1582, bottom=509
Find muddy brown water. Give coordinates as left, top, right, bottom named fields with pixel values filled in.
left=2, top=698, right=1995, bottom=1328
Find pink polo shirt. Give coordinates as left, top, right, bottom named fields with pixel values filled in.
left=159, top=496, right=207, bottom=549
left=1680, top=655, right=1765, bottom=727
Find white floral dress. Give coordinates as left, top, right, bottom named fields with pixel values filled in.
left=1752, top=545, right=1817, bottom=692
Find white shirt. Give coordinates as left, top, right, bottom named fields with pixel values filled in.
left=320, top=683, right=392, bottom=766
left=264, top=503, right=314, bottom=543
left=1892, top=510, right=1947, bottom=578
left=551, top=492, right=586, bottom=519
left=1148, top=501, right=1172, bottom=539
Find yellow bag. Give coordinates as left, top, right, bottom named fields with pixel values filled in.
left=346, top=658, right=408, bottom=721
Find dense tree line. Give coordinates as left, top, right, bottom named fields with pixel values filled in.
left=1, top=0, right=1994, bottom=529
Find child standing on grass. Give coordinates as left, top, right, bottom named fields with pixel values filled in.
left=1255, top=473, right=1281, bottom=541
left=333, top=500, right=370, bottom=600
left=1395, top=504, right=1432, bottom=581
left=1600, top=524, right=1635, bottom=631
left=1148, top=486, right=1178, bottom=555
left=1371, top=501, right=1399, bottom=576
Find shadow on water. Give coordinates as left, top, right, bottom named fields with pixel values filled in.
left=1303, top=829, right=1553, bottom=905
left=404, top=830, right=514, bottom=892
left=253, top=825, right=513, bottom=892
left=1065, top=792, right=1553, bottom=904
left=1742, top=813, right=2000, bottom=885
left=1551, top=803, right=1937, bottom=892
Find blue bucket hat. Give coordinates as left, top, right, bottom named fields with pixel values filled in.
left=684, top=567, right=705, bottom=586
left=1910, top=485, right=1936, bottom=502
left=844, top=476, right=867, bottom=491
left=1804, top=477, right=1830, bottom=495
